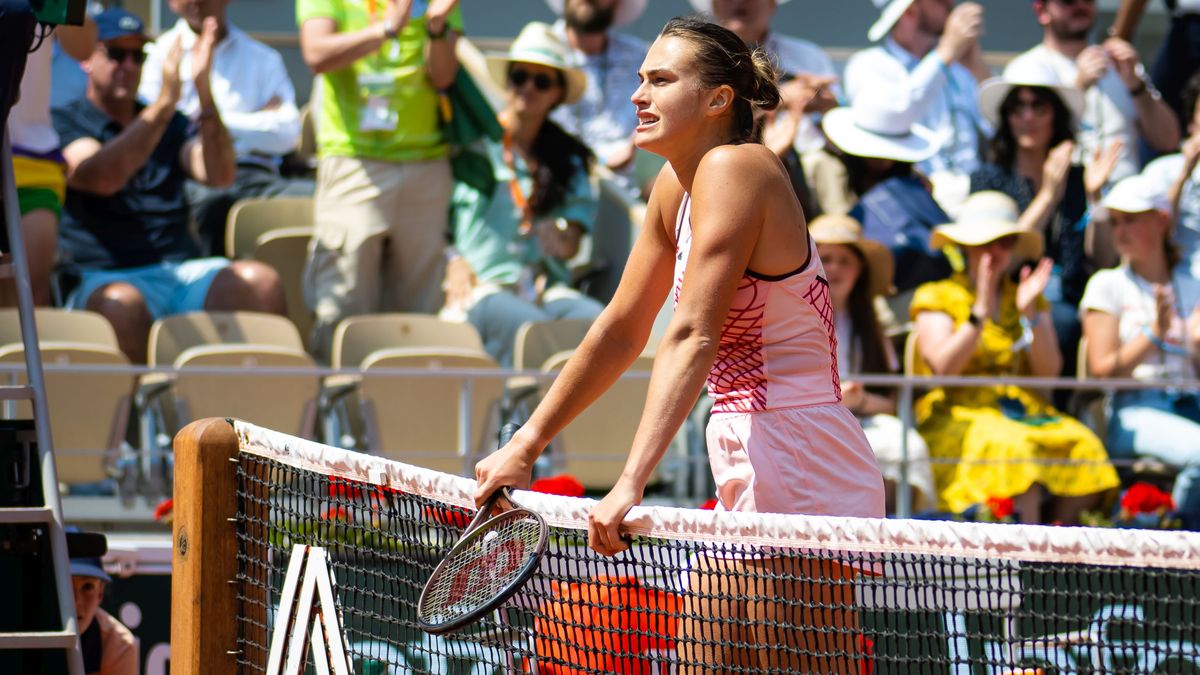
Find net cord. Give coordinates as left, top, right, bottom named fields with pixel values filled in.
left=232, top=420, right=1200, bottom=570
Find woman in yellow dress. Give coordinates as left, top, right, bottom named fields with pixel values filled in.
left=911, top=191, right=1119, bottom=524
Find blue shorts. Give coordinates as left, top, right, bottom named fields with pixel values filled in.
left=69, top=258, right=230, bottom=319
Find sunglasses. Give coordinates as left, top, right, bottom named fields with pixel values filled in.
left=509, top=68, right=560, bottom=92
left=1006, top=98, right=1053, bottom=117
left=104, top=46, right=146, bottom=65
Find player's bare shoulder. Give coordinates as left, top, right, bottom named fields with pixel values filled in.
left=694, top=144, right=785, bottom=201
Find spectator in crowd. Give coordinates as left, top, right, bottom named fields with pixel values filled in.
left=693, top=0, right=839, bottom=157
left=844, top=0, right=991, bottom=212
left=546, top=0, right=647, bottom=179
left=911, top=191, right=1119, bottom=525
left=1081, top=175, right=1200, bottom=531
left=71, top=554, right=138, bottom=675
left=1006, top=0, right=1180, bottom=184
left=53, top=9, right=285, bottom=363
left=812, top=214, right=936, bottom=513
left=1151, top=0, right=1200, bottom=137
left=51, top=38, right=90, bottom=111
left=140, top=0, right=310, bottom=257
left=972, top=62, right=1123, bottom=384
left=443, top=22, right=602, bottom=366
left=695, top=0, right=837, bottom=217
left=821, top=92, right=952, bottom=297
left=298, top=0, right=462, bottom=361
left=7, top=16, right=95, bottom=306
left=1145, top=71, right=1200, bottom=276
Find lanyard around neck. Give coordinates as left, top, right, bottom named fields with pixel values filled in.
left=502, top=128, right=534, bottom=235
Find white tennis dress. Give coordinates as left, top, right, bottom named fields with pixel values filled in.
left=673, top=193, right=885, bottom=519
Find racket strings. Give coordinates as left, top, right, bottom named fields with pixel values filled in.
left=420, top=510, right=545, bottom=625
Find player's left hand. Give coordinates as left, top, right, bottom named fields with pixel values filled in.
left=588, top=480, right=640, bottom=556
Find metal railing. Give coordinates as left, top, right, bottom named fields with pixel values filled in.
left=5, top=362, right=1193, bottom=517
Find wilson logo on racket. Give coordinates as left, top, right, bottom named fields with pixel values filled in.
left=446, top=536, right=529, bottom=606
left=418, top=424, right=550, bottom=635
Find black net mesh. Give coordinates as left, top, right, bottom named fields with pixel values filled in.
left=233, top=445, right=1200, bottom=675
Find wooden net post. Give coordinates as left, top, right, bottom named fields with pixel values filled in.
left=171, top=418, right=241, bottom=674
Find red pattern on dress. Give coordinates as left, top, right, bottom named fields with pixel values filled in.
left=709, top=276, right=767, bottom=413
left=802, top=277, right=842, bottom=399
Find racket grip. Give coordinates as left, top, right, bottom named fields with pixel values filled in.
left=499, top=422, right=521, bottom=448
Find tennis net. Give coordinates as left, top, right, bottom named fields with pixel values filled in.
left=225, top=420, right=1200, bottom=674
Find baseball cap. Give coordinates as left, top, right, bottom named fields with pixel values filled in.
left=70, top=556, right=112, bottom=583
left=95, top=8, right=149, bottom=43
left=1102, top=175, right=1171, bottom=214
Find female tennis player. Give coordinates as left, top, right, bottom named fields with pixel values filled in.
left=475, top=16, right=884, bottom=672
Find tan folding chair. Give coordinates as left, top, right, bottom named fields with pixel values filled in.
left=512, top=318, right=593, bottom=372
left=357, top=347, right=504, bottom=476
left=0, top=342, right=133, bottom=488
left=330, top=314, right=484, bottom=369
left=147, top=311, right=304, bottom=367
left=254, top=226, right=315, bottom=350
left=225, top=196, right=314, bottom=260
left=0, top=308, right=119, bottom=349
left=540, top=351, right=657, bottom=490
left=171, top=344, right=319, bottom=438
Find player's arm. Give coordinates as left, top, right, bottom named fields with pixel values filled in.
left=474, top=165, right=680, bottom=504
left=590, top=147, right=767, bottom=555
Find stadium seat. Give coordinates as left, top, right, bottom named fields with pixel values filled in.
left=170, top=344, right=319, bottom=438
left=540, top=351, right=657, bottom=490
left=225, top=195, right=314, bottom=260
left=0, top=342, right=133, bottom=489
left=330, top=314, right=484, bottom=369
left=357, top=347, right=504, bottom=476
left=0, top=307, right=119, bottom=349
left=512, top=318, right=593, bottom=372
left=253, top=226, right=315, bottom=350
left=147, top=311, right=304, bottom=367
left=139, top=312, right=319, bottom=496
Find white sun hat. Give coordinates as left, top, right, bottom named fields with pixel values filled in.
left=821, top=89, right=943, bottom=163
left=977, top=60, right=1085, bottom=129
left=544, top=0, right=648, bottom=27
left=868, top=0, right=917, bottom=42
left=929, top=191, right=1044, bottom=261
left=1102, top=174, right=1171, bottom=214
left=487, top=22, right=589, bottom=105
left=688, top=0, right=792, bottom=14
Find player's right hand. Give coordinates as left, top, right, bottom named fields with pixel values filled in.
left=474, top=439, right=536, bottom=508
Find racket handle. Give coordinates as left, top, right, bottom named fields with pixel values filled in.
left=499, top=422, right=521, bottom=448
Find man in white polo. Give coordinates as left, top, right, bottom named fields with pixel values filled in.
left=844, top=0, right=990, bottom=196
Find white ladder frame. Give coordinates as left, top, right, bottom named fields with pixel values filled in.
left=1, top=123, right=85, bottom=673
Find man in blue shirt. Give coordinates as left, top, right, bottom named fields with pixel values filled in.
left=53, top=9, right=284, bottom=363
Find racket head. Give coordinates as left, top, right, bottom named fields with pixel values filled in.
left=417, top=492, right=548, bottom=634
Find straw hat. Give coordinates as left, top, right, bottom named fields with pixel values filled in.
left=688, top=0, right=792, bottom=14
left=544, top=0, right=648, bottom=27
left=487, top=22, right=589, bottom=105
left=929, top=191, right=1044, bottom=260
left=978, top=60, right=1085, bottom=129
left=810, top=215, right=895, bottom=297
left=868, top=0, right=917, bottom=42
left=822, top=90, right=942, bottom=163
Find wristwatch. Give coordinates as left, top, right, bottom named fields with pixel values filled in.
left=967, top=310, right=983, bottom=328
left=426, top=21, right=449, bottom=40
left=380, top=17, right=400, bottom=40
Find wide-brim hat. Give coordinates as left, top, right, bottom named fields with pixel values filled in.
left=930, top=191, right=1044, bottom=260
left=978, top=60, right=1085, bottom=128
left=822, top=105, right=941, bottom=163
left=688, top=0, right=792, bottom=14
left=545, top=0, right=648, bottom=27
left=487, top=22, right=588, bottom=105
left=868, top=0, right=916, bottom=42
left=810, top=215, right=895, bottom=297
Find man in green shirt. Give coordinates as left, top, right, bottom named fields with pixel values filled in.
left=298, top=0, right=462, bottom=359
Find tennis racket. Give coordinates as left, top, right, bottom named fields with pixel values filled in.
left=417, top=423, right=548, bottom=635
